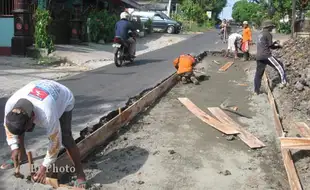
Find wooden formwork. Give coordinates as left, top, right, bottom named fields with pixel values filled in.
left=263, top=73, right=303, bottom=190
left=50, top=73, right=178, bottom=179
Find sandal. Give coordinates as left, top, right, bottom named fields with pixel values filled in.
left=0, top=159, right=14, bottom=169
left=74, top=179, right=90, bottom=189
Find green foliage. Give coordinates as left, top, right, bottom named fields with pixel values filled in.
left=144, top=18, right=153, bottom=34
left=88, top=10, right=118, bottom=43
left=180, top=0, right=205, bottom=22
left=305, top=11, right=310, bottom=18
left=278, top=22, right=291, bottom=34
left=232, top=0, right=295, bottom=34
left=34, top=8, right=55, bottom=54
left=232, top=0, right=264, bottom=24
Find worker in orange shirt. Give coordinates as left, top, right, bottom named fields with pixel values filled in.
left=173, top=53, right=199, bottom=85
left=241, top=21, right=252, bottom=61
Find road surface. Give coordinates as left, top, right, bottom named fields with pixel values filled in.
left=0, top=30, right=227, bottom=159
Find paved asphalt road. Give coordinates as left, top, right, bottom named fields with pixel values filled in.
left=0, top=29, right=228, bottom=159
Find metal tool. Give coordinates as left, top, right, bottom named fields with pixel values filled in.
left=220, top=99, right=252, bottom=119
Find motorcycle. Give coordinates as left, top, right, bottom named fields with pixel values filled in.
left=112, top=30, right=139, bottom=67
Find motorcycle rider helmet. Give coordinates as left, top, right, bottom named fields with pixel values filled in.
left=120, top=12, right=129, bottom=20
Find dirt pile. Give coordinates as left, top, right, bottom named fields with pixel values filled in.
left=267, top=37, right=310, bottom=130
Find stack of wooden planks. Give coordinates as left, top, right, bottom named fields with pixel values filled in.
left=178, top=97, right=265, bottom=149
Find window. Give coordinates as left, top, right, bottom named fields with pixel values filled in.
left=0, top=0, right=14, bottom=16
left=153, top=16, right=163, bottom=21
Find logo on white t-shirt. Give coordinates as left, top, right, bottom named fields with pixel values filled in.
left=28, top=87, right=49, bottom=101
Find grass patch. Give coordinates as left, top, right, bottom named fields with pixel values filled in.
left=181, top=21, right=213, bottom=33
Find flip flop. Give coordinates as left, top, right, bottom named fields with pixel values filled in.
left=0, top=159, right=14, bottom=169
left=74, top=179, right=90, bottom=189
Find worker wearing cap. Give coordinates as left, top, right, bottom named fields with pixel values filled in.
left=241, top=21, right=252, bottom=61
left=254, top=20, right=288, bottom=95
left=173, top=53, right=200, bottom=85
left=1, top=80, right=88, bottom=188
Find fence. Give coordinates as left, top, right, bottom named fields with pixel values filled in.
left=1, top=0, right=37, bottom=17
left=0, top=0, right=14, bottom=16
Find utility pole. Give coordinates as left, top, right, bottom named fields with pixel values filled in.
left=291, top=0, right=296, bottom=38
left=167, top=0, right=172, bottom=17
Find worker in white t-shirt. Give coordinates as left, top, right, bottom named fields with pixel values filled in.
left=1, top=80, right=88, bottom=188
left=225, top=32, right=243, bottom=59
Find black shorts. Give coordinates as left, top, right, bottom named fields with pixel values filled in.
left=59, top=110, right=76, bottom=148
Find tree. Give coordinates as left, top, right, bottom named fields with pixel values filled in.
left=232, top=0, right=264, bottom=25
left=180, top=0, right=204, bottom=22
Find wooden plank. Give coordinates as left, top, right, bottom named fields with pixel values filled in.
left=281, top=148, right=303, bottom=190
left=178, top=98, right=239, bottom=135
left=263, top=73, right=285, bottom=137
left=219, top=61, right=234, bottom=72
left=53, top=73, right=179, bottom=178
left=280, top=137, right=310, bottom=150
left=263, top=72, right=303, bottom=189
left=208, top=107, right=266, bottom=148
left=294, top=122, right=310, bottom=137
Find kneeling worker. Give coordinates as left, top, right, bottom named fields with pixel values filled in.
left=1, top=80, right=88, bottom=188
left=173, top=53, right=199, bottom=85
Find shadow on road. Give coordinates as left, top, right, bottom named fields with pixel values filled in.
left=86, top=146, right=149, bottom=184
left=125, top=59, right=164, bottom=67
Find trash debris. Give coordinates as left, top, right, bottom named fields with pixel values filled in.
left=137, top=180, right=145, bottom=185
left=224, top=135, right=236, bottom=141
left=168, top=150, right=176, bottom=154
left=218, top=170, right=231, bottom=176
left=213, top=60, right=221, bottom=65
left=220, top=100, right=251, bottom=119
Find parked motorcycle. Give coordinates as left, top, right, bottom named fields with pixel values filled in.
left=112, top=30, right=139, bottom=67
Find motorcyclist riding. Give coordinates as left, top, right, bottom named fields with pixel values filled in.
left=115, top=12, right=136, bottom=58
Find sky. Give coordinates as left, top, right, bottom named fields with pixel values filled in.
left=219, top=0, right=238, bottom=19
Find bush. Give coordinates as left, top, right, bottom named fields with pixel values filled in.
left=88, top=10, right=118, bottom=43
left=144, top=18, right=153, bottom=34
left=278, top=22, right=291, bottom=34
left=34, top=8, right=55, bottom=54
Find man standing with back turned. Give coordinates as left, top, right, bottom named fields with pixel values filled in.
left=1, top=79, right=88, bottom=188
left=254, top=20, right=288, bottom=95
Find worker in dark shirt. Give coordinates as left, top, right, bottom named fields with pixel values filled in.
left=254, top=19, right=287, bottom=95
left=115, top=12, right=136, bottom=58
